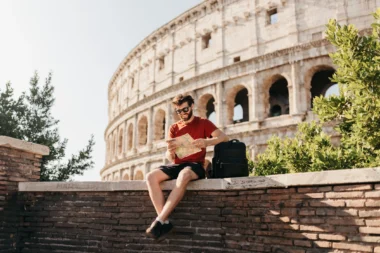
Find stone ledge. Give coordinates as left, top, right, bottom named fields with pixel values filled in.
left=0, top=136, right=50, bottom=156
left=19, top=167, right=380, bottom=192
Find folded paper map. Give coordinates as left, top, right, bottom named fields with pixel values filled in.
left=174, top=133, right=202, bottom=159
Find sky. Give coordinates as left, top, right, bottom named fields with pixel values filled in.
left=0, top=0, right=201, bottom=181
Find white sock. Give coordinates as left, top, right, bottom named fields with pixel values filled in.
left=155, top=217, right=164, bottom=224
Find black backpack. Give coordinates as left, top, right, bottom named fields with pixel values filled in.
left=210, top=139, right=249, bottom=178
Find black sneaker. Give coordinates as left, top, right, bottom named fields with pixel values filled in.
left=157, top=221, right=173, bottom=242
left=145, top=220, right=163, bottom=240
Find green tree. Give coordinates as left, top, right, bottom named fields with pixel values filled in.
left=254, top=9, right=380, bottom=175
left=0, top=72, right=95, bottom=181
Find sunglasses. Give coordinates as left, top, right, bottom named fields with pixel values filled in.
left=175, top=106, right=190, bottom=114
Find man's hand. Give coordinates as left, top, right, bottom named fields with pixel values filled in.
left=192, top=138, right=207, bottom=149
left=166, top=139, right=177, bottom=161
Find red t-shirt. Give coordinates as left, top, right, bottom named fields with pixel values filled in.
left=169, top=116, right=217, bottom=165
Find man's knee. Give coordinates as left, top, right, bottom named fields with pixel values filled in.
left=177, top=167, right=195, bottom=185
left=146, top=169, right=168, bottom=185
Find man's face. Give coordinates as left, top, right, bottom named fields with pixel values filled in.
left=175, top=102, right=193, bottom=121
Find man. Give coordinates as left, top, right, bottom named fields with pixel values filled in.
left=145, top=94, right=228, bottom=241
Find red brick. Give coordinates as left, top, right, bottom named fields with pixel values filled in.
left=366, top=219, right=380, bottom=226
left=318, top=234, right=346, bottom=241
left=316, top=208, right=336, bottom=216
left=263, top=216, right=290, bottom=223
left=329, top=217, right=365, bottom=225
left=359, top=227, right=380, bottom=234
left=263, top=237, right=293, bottom=246
left=299, top=218, right=325, bottom=224
left=332, top=242, right=373, bottom=252
left=300, top=225, right=334, bottom=232
left=299, top=209, right=315, bottom=216
left=365, top=191, right=380, bottom=198
left=314, top=241, right=331, bottom=248
left=359, top=210, right=380, bottom=218
left=366, top=200, right=380, bottom=207
left=345, top=200, right=365, bottom=207
left=291, top=193, right=324, bottom=199
left=375, top=184, right=380, bottom=190
left=267, top=188, right=296, bottom=194
left=375, top=246, right=380, bottom=253
left=325, top=191, right=364, bottom=198
left=333, top=184, right=372, bottom=191
left=335, top=208, right=358, bottom=216
left=283, top=232, right=318, bottom=240
left=297, top=187, right=318, bottom=193
left=348, top=235, right=380, bottom=243
left=294, top=240, right=312, bottom=247
left=268, top=224, right=299, bottom=231
left=261, top=194, right=290, bottom=201
left=239, top=190, right=265, bottom=195
left=309, top=200, right=345, bottom=207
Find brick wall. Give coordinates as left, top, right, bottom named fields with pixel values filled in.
left=15, top=179, right=380, bottom=253
left=0, top=136, right=48, bottom=253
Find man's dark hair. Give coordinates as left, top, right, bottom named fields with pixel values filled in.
left=172, top=94, right=194, bottom=106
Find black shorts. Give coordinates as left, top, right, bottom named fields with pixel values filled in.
left=159, top=163, right=206, bottom=180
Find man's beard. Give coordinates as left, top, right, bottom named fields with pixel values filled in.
left=181, top=110, right=193, bottom=121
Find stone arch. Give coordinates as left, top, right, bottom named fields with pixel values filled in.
left=118, top=128, right=124, bottom=155
left=127, top=123, right=133, bottom=151
left=264, top=75, right=290, bottom=117
left=138, top=116, right=148, bottom=146
left=197, top=93, right=215, bottom=120
left=226, top=85, right=250, bottom=124
left=154, top=109, right=166, bottom=141
left=134, top=170, right=144, bottom=180
left=122, top=173, right=130, bottom=180
left=305, top=65, right=336, bottom=110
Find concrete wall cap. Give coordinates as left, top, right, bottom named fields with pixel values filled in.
left=0, top=136, right=50, bottom=156
left=19, top=167, right=380, bottom=192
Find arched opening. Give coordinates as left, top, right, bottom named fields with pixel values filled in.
left=114, top=176, right=119, bottom=181
left=138, top=116, right=148, bottom=146
left=325, top=83, right=339, bottom=97
left=310, top=69, right=336, bottom=108
left=134, top=171, right=144, bottom=180
left=234, top=88, right=249, bottom=123
left=154, top=109, right=166, bottom=141
left=122, top=174, right=130, bottom=181
left=197, top=94, right=215, bottom=121
left=118, top=129, right=123, bottom=155
left=269, top=77, right=289, bottom=117
left=127, top=124, right=133, bottom=151
left=206, top=97, right=215, bottom=119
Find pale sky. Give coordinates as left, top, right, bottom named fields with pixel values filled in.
left=0, top=0, right=201, bottom=181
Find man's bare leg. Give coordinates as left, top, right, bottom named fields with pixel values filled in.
left=158, top=168, right=198, bottom=221
left=146, top=169, right=170, bottom=216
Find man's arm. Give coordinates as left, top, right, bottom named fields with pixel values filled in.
left=192, top=129, right=229, bottom=149
left=166, top=139, right=177, bottom=162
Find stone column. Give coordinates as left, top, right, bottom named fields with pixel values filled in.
left=133, top=114, right=138, bottom=154
left=123, top=121, right=127, bottom=158
left=147, top=106, right=154, bottom=149
left=215, top=81, right=224, bottom=128
left=290, top=62, right=304, bottom=121
left=250, top=73, right=261, bottom=127
left=0, top=136, right=49, bottom=251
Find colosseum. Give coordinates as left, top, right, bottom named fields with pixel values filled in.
left=101, top=0, right=376, bottom=181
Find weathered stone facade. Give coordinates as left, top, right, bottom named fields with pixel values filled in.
left=102, top=0, right=377, bottom=181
